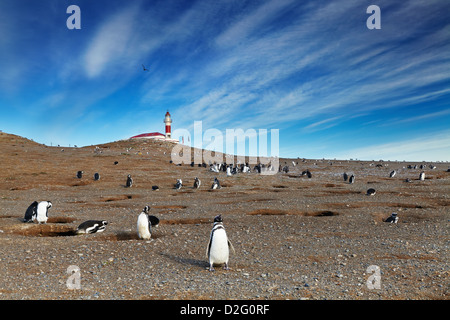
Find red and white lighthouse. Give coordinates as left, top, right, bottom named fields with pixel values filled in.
left=164, top=111, right=172, bottom=139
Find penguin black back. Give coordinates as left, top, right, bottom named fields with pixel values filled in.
left=23, top=201, right=38, bottom=223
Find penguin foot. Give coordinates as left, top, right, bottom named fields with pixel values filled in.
left=209, top=266, right=215, bottom=272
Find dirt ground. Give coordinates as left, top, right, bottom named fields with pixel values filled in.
left=0, top=131, right=448, bottom=301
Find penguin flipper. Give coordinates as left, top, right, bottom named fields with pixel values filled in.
left=206, top=236, right=212, bottom=260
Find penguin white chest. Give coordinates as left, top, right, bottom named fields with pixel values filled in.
left=209, top=228, right=229, bottom=264
left=137, top=213, right=151, bottom=239
left=36, top=202, right=49, bottom=224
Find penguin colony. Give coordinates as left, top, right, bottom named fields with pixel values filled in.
left=18, top=149, right=441, bottom=272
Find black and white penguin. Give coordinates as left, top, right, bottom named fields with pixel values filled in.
left=174, top=179, right=182, bottom=190
left=343, top=172, right=348, bottom=181
left=226, top=166, right=232, bottom=177
left=152, top=185, right=159, bottom=191
left=193, top=177, right=201, bottom=189
left=389, top=170, right=396, bottom=178
left=76, top=171, right=83, bottom=179
left=419, top=172, right=425, bottom=181
left=126, top=174, right=133, bottom=187
left=366, top=188, right=376, bottom=196
left=36, top=201, right=52, bottom=224
left=76, top=220, right=108, bottom=234
left=306, top=170, right=312, bottom=179
left=349, top=174, right=355, bottom=184
left=137, top=206, right=160, bottom=240
left=94, top=172, right=100, bottom=181
left=301, top=170, right=311, bottom=178
left=384, top=212, right=398, bottom=223
left=211, top=177, right=221, bottom=189
left=206, top=215, right=235, bottom=271
left=23, top=201, right=38, bottom=223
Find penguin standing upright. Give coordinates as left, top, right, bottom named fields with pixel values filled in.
left=36, top=201, right=52, bottom=224
left=389, top=170, right=396, bottom=178
left=419, top=172, right=425, bottom=181
left=211, top=177, right=221, bottom=189
left=343, top=172, right=348, bottom=181
left=349, top=174, right=355, bottom=184
left=94, top=173, right=100, bottom=181
left=126, top=174, right=133, bottom=187
left=193, top=177, right=201, bottom=189
left=76, top=171, right=83, bottom=179
left=175, top=179, right=182, bottom=190
left=137, top=206, right=160, bottom=240
left=206, top=214, right=235, bottom=271
left=23, top=201, right=38, bottom=223
left=226, top=166, right=232, bottom=177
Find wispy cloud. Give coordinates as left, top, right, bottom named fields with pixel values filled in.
left=333, top=129, right=450, bottom=162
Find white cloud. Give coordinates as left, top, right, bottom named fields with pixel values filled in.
left=83, top=7, right=139, bottom=78
left=333, top=130, right=450, bottom=162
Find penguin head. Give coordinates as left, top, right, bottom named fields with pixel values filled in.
left=47, top=201, right=52, bottom=209
left=213, top=214, right=223, bottom=224
left=143, top=206, right=150, bottom=214
left=101, top=220, right=108, bottom=226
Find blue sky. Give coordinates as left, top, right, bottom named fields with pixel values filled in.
left=0, top=0, right=449, bottom=161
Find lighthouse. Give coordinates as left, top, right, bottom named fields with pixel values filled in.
left=164, top=111, right=172, bottom=139
left=129, top=110, right=178, bottom=143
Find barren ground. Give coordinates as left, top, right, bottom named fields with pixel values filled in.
left=0, top=131, right=448, bottom=300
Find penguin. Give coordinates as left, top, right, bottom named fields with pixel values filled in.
left=389, top=170, right=396, bottom=178
left=306, top=170, right=312, bottom=179
left=94, top=172, right=100, bottom=181
left=206, top=215, right=235, bottom=271
left=36, top=201, right=52, bottom=224
left=384, top=212, right=398, bottom=224
left=23, top=201, right=38, bottom=223
left=419, top=172, right=425, bottom=181
left=114, top=161, right=119, bottom=165
left=193, top=177, right=201, bottom=189
left=76, top=220, right=108, bottom=234
left=301, top=170, right=311, bottom=178
left=152, top=185, right=159, bottom=191
left=174, top=179, right=182, bottom=190
left=366, top=188, right=376, bottom=196
left=137, top=206, right=160, bottom=240
left=226, top=166, right=232, bottom=177
left=349, top=174, right=355, bottom=184
left=211, top=177, right=221, bottom=189
left=76, top=171, right=83, bottom=179
left=343, top=172, right=348, bottom=181
left=126, top=174, right=133, bottom=187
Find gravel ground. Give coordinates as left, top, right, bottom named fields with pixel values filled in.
left=0, top=132, right=448, bottom=301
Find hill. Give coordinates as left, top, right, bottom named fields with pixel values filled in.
left=0, top=131, right=448, bottom=300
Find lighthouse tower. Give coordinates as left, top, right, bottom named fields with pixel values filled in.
left=164, top=111, right=172, bottom=139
